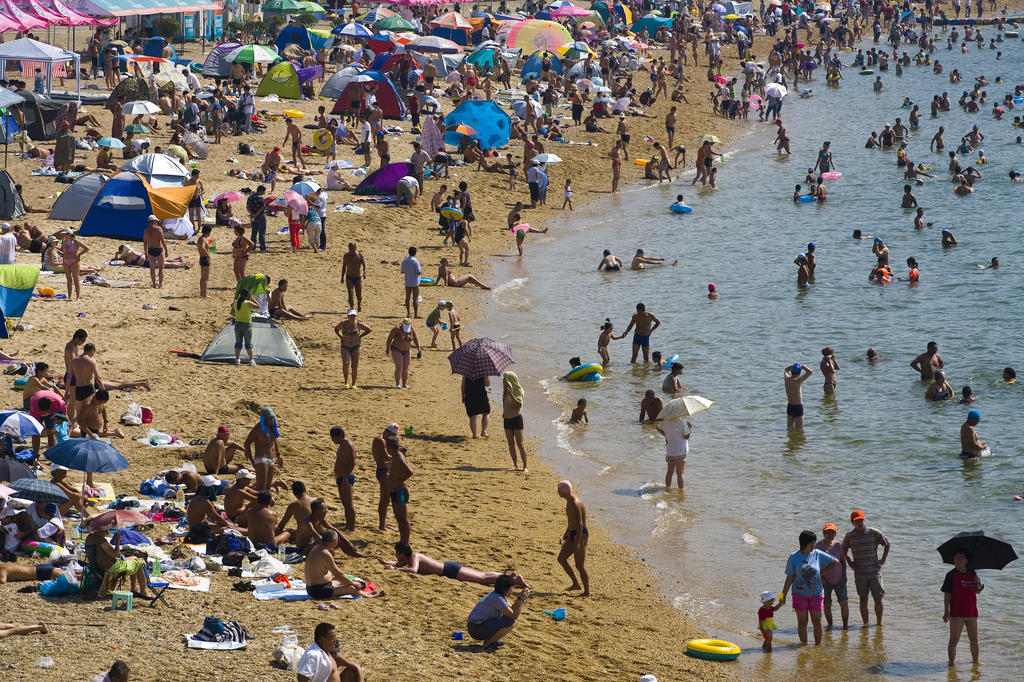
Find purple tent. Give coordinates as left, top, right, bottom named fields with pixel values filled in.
left=296, top=64, right=324, bottom=95
left=355, top=162, right=415, bottom=196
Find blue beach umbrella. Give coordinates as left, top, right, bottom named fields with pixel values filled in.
left=45, top=438, right=129, bottom=474
left=0, top=410, right=44, bottom=437
left=7, top=478, right=68, bottom=504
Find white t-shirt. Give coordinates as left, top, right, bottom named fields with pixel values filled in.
left=661, top=418, right=690, bottom=458
left=401, top=255, right=421, bottom=287
left=295, top=643, right=333, bottom=682
left=0, top=232, right=16, bottom=264
left=242, top=93, right=255, bottom=114
left=360, top=122, right=371, bottom=145
left=186, top=72, right=201, bottom=91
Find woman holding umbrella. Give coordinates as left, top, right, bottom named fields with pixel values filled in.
left=942, top=547, right=983, bottom=666
left=85, top=526, right=154, bottom=599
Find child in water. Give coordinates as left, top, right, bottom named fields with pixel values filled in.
left=597, top=319, right=625, bottom=365
left=568, top=399, right=588, bottom=425
left=758, top=591, right=784, bottom=652
left=959, top=386, right=977, bottom=404
left=672, top=194, right=689, bottom=210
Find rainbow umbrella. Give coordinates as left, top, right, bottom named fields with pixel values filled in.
left=430, top=10, right=473, bottom=29
left=503, top=19, right=572, bottom=52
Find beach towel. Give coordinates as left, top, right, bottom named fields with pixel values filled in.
left=252, top=577, right=363, bottom=601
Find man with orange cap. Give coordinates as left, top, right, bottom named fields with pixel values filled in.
left=815, top=522, right=849, bottom=629
left=842, top=510, right=891, bottom=627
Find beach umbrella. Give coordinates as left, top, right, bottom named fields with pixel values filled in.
left=123, top=124, right=149, bottom=134
left=577, top=78, right=596, bottom=91
left=6, top=478, right=68, bottom=504
left=764, top=82, right=787, bottom=99
left=0, top=483, right=15, bottom=498
left=937, top=531, right=1018, bottom=571
left=123, top=100, right=160, bottom=115
left=355, top=6, right=397, bottom=22
left=533, top=153, right=562, bottom=163
left=262, top=0, right=303, bottom=11
left=430, top=10, right=473, bottom=29
left=658, top=395, right=714, bottom=421
left=45, top=438, right=129, bottom=474
left=98, top=137, right=125, bottom=149
left=511, top=99, right=544, bottom=119
left=551, top=4, right=592, bottom=17
left=83, top=509, right=150, bottom=532
left=504, top=19, right=573, bottom=52
left=376, top=16, right=417, bottom=31
left=0, top=410, right=43, bottom=437
left=725, top=13, right=739, bottom=19
left=213, top=191, right=245, bottom=203
left=557, top=41, right=595, bottom=58
left=698, top=134, right=721, bottom=143
left=580, top=21, right=596, bottom=28
left=0, top=459, right=34, bottom=482
left=226, top=44, right=280, bottom=64
left=290, top=180, right=321, bottom=195
left=334, top=22, right=374, bottom=38
left=407, top=36, right=463, bottom=53
left=710, top=3, right=726, bottom=11
left=183, top=131, right=208, bottom=160
left=451, top=123, right=478, bottom=137
left=447, top=338, right=515, bottom=380
left=281, top=190, right=308, bottom=215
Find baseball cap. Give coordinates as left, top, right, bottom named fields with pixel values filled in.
left=147, top=214, right=159, bottom=222
left=850, top=510, right=866, bottom=522
left=437, top=300, right=446, bottom=307
left=968, top=409, right=981, bottom=421
left=201, top=475, right=219, bottom=487
left=0, top=223, right=10, bottom=231
left=217, top=425, right=229, bottom=435
left=347, top=309, right=357, bottom=316
left=384, top=423, right=400, bottom=434
left=759, top=590, right=774, bottom=603
left=235, top=468, right=256, bottom=480
left=823, top=523, right=838, bottom=532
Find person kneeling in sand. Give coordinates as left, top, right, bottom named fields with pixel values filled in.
left=437, top=257, right=491, bottom=289
left=375, top=541, right=530, bottom=588
left=304, top=529, right=384, bottom=600
left=70, top=389, right=127, bottom=439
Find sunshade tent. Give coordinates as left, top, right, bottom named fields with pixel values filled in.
left=119, top=153, right=190, bottom=187
left=0, top=169, right=24, bottom=220
left=257, top=61, right=303, bottom=99
left=503, top=19, right=572, bottom=52
left=13, top=91, right=62, bottom=141
left=275, top=25, right=330, bottom=52
left=632, top=15, right=674, bottom=36
left=413, top=53, right=467, bottom=78
left=202, top=318, right=304, bottom=367
left=355, top=162, right=416, bottom=195
left=48, top=174, right=107, bottom=221
left=78, top=172, right=192, bottom=241
left=466, top=48, right=499, bottom=68
left=202, top=42, right=242, bottom=77
left=520, top=50, right=562, bottom=79
left=319, top=65, right=362, bottom=99
left=444, top=101, right=510, bottom=148
left=565, top=60, right=602, bottom=80
left=0, top=264, right=40, bottom=319
left=331, top=74, right=408, bottom=119
left=0, top=38, right=79, bottom=101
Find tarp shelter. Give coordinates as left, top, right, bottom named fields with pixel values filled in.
left=319, top=65, right=361, bottom=99
left=632, top=15, right=674, bottom=37
left=202, top=317, right=303, bottom=367
left=0, top=39, right=79, bottom=102
left=202, top=42, right=242, bottom=78
left=257, top=61, right=302, bottom=100
left=412, top=52, right=466, bottom=79
left=431, top=26, right=472, bottom=46
left=354, top=162, right=415, bottom=195
left=565, top=61, right=602, bottom=80
left=592, top=0, right=632, bottom=23
left=142, top=37, right=177, bottom=60
left=47, top=173, right=107, bottom=222
left=466, top=48, right=499, bottom=69
left=0, top=170, right=24, bottom=220
left=119, top=153, right=190, bottom=188
left=73, top=0, right=220, bottom=17
left=78, top=172, right=191, bottom=240
left=14, top=91, right=62, bottom=141
left=521, top=50, right=562, bottom=80
left=331, top=74, right=407, bottom=120
left=0, top=264, right=39, bottom=322
left=444, top=101, right=510, bottom=148
left=275, top=25, right=329, bottom=53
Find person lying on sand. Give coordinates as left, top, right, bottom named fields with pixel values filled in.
left=114, top=245, right=189, bottom=269
left=0, top=562, right=70, bottom=583
left=436, top=257, right=491, bottom=289
left=304, top=529, right=384, bottom=600
left=375, top=541, right=529, bottom=587
left=228, top=168, right=265, bottom=181
left=0, top=622, right=48, bottom=638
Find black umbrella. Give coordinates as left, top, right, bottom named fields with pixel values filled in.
left=7, top=478, right=69, bottom=505
left=0, top=460, right=35, bottom=483
left=937, top=531, right=1018, bottom=571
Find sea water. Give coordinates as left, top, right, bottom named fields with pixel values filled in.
left=478, top=30, right=1024, bottom=680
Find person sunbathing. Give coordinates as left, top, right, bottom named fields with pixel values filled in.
left=23, top=144, right=50, bottom=160
left=75, top=111, right=100, bottom=127
left=304, top=530, right=383, bottom=600
left=0, top=622, right=48, bottom=638
left=70, top=389, right=128, bottom=439
left=131, top=113, right=159, bottom=133
left=465, top=144, right=506, bottom=173
left=436, top=258, right=491, bottom=289
left=114, top=245, right=189, bottom=269
left=0, top=562, right=69, bottom=583
left=228, top=168, right=266, bottom=181
left=545, top=122, right=564, bottom=140
left=374, top=541, right=529, bottom=587
left=584, top=113, right=611, bottom=133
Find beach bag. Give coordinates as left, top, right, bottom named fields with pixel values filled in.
left=40, top=572, right=78, bottom=597
left=237, top=142, right=254, bottom=156
left=121, top=403, right=143, bottom=426
left=141, top=407, right=153, bottom=424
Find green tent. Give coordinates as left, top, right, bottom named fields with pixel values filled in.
left=256, top=60, right=302, bottom=100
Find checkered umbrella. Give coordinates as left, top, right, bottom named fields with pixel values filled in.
left=183, top=131, right=208, bottom=160
left=447, top=338, right=515, bottom=380
left=7, top=478, right=69, bottom=504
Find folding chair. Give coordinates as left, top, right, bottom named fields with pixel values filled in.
left=143, top=564, right=171, bottom=608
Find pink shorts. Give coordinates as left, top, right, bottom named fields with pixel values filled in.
left=792, top=593, right=824, bottom=612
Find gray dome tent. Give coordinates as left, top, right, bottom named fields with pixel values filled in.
left=47, top=173, right=107, bottom=222
left=201, top=317, right=304, bottom=367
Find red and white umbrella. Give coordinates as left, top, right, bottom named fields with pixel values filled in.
left=430, top=10, right=473, bottom=29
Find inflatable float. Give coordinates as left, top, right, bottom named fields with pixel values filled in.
left=670, top=204, right=692, bottom=213
left=685, top=639, right=741, bottom=662
left=282, top=110, right=304, bottom=118
left=798, top=195, right=816, bottom=202
left=821, top=171, right=842, bottom=179
left=662, top=354, right=680, bottom=369
left=440, top=207, right=464, bottom=220
left=566, top=362, right=603, bottom=382
left=859, top=69, right=874, bottom=75
left=420, top=277, right=435, bottom=286
left=312, top=129, right=334, bottom=151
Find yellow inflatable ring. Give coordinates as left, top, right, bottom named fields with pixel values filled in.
left=685, top=639, right=741, bottom=662
left=282, top=110, right=304, bottom=118
left=312, top=129, right=333, bottom=151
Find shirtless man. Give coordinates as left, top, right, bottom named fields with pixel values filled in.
left=911, top=341, right=944, bottom=380
left=931, top=126, right=946, bottom=151
left=243, top=490, right=293, bottom=547
left=624, top=302, right=661, bottom=363
left=223, top=469, right=258, bottom=524
left=900, top=184, right=919, bottom=208
left=371, top=423, right=397, bottom=532
left=665, top=107, right=677, bottom=148
left=639, top=389, right=664, bottom=421
left=556, top=480, right=590, bottom=597
left=0, top=562, right=66, bottom=583
left=304, top=530, right=383, bottom=600
left=872, top=238, right=890, bottom=265
left=70, top=390, right=126, bottom=440
left=960, top=410, right=986, bottom=458
left=386, top=436, right=413, bottom=543
left=784, top=363, right=813, bottom=429
left=653, top=141, right=672, bottom=182
left=203, top=426, right=244, bottom=475
left=775, top=119, right=791, bottom=154
left=331, top=427, right=357, bottom=532
left=294, top=498, right=363, bottom=557
left=185, top=484, right=243, bottom=534
left=142, top=215, right=168, bottom=289
left=341, top=242, right=367, bottom=312
left=820, top=347, right=840, bottom=395
left=608, top=140, right=625, bottom=193
left=69, top=343, right=102, bottom=421
left=375, top=541, right=530, bottom=587
left=282, top=117, right=305, bottom=167
left=261, top=147, right=282, bottom=193
left=244, top=407, right=283, bottom=493
left=268, top=279, right=310, bottom=320
left=630, top=249, right=666, bottom=270
left=598, top=249, right=624, bottom=271
left=275, top=480, right=315, bottom=536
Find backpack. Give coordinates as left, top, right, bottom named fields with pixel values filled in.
left=237, top=142, right=254, bottom=156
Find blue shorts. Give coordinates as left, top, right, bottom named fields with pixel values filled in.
left=336, top=475, right=355, bottom=487
left=633, top=334, right=650, bottom=347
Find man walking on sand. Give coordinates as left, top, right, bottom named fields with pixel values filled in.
left=371, top=423, right=397, bottom=532
left=386, top=435, right=413, bottom=543
left=556, top=480, right=590, bottom=597
left=142, top=215, right=168, bottom=289
left=624, top=302, right=661, bottom=363
left=784, top=362, right=813, bottom=428
left=341, top=242, right=367, bottom=312
left=842, top=510, right=891, bottom=628
left=401, top=246, right=421, bottom=319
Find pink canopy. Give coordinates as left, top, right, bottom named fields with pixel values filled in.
left=0, top=0, right=46, bottom=29
left=390, top=0, right=449, bottom=5
left=39, top=0, right=115, bottom=26
left=17, top=0, right=65, bottom=25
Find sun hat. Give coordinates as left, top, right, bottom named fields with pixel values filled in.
left=401, top=318, right=412, bottom=332
left=823, top=523, right=838, bottom=532
left=50, top=463, right=69, bottom=472
left=759, top=590, right=774, bottom=603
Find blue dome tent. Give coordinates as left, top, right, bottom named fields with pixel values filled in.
left=444, top=101, right=510, bottom=148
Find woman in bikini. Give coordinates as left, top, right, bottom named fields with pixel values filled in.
left=113, top=245, right=188, bottom=269
left=334, top=309, right=372, bottom=389
left=384, top=318, right=421, bottom=390
left=231, top=223, right=254, bottom=282
left=57, top=230, right=89, bottom=300
left=926, top=371, right=955, bottom=401
left=436, top=257, right=491, bottom=290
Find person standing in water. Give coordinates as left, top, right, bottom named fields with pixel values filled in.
left=597, top=319, right=625, bottom=365
left=960, top=409, right=986, bottom=458
left=795, top=253, right=810, bottom=287
left=820, top=347, right=840, bottom=395
left=813, top=141, right=835, bottom=174
left=785, top=363, right=813, bottom=428
left=624, top=302, right=661, bottom=363
left=911, top=341, right=944, bottom=380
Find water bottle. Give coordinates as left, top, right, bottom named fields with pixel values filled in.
left=277, top=544, right=285, bottom=561
left=241, top=555, right=250, bottom=571
left=176, top=485, right=185, bottom=507
left=151, top=558, right=161, bottom=577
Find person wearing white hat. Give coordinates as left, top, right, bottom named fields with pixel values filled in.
left=384, top=318, right=421, bottom=389
left=0, top=222, right=13, bottom=267
left=425, top=300, right=447, bottom=349
left=223, top=469, right=258, bottom=523
left=142, top=214, right=169, bottom=289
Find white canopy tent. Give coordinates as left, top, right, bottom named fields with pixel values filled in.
left=0, top=39, right=80, bottom=102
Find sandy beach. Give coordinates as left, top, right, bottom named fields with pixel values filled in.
left=0, top=19, right=765, bottom=682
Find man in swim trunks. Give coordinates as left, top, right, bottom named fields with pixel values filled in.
left=268, top=279, right=310, bottom=320
left=375, top=541, right=530, bottom=587
left=331, top=426, right=357, bottom=532
left=68, top=342, right=102, bottom=426
left=911, top=341, right=944, bottom=380
left=598, top=249, right=623, bottom=271
left=371, top=423, right=398, bottom=532
left=931, top=126, right=946, bottom=151
left=294, top=497, right=364, bottom=558
left=70, top=390, right=127, bottom=440
left=223, top=468, right=258, bottom=525
left=341, top=242, right=367, bottom=312
left=556, top=480, right=590, bottom=597
left=784, top=362, right=813, bottom=429
left=625, top=302, right=661, bottom=363
left=960, top=410, right=986, bottom=458
left=141, top=215, right=168, bottom=289
left=304, top=530, right=383, bottom=600
left=820, top=347, right=840, bottom=395
left=243, top=490, right=293, bottom=547
left=0, top=562, right=68, bottom=583
left=631, top=249, right=666, bottom=270
left=639, top=389, right=664, bottom=420
left=203, top=425, right=244, bottom=475
left=386, top=436, right=413, bottom=543
left=282, top=116, right=305, bottom=168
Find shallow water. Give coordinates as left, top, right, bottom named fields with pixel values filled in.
left=479, top=30, right=1024, bottom=681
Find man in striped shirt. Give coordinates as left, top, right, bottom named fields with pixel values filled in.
left=842, top=510, right=891, bottom=628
